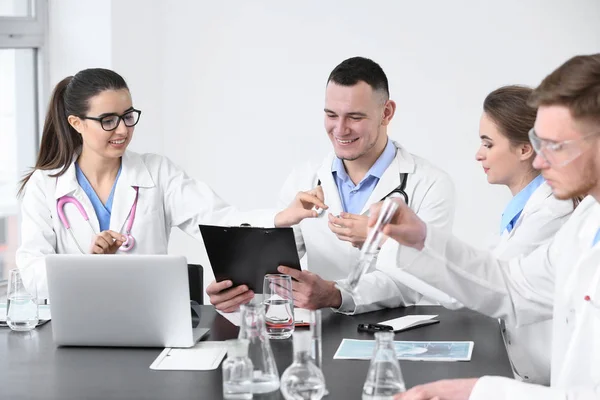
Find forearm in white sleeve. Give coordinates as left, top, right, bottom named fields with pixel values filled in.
left=399, top=224, right=555, bottom=327
left=470, top=376, right=600, bottom=400
left=335, top=239, right=460, bottom=315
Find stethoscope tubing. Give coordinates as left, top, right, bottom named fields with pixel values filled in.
left=56, top=187, right=139, bottom=253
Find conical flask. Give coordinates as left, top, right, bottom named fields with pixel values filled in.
left=280, top=331, right=326, bottom=400
left=238, top=302, right=280, bottom=394
left=362, top=331, right=406, bottom=399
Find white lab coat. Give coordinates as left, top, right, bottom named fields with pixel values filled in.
left=278, top=140, right=459, bottom=314
left=396, top=195, right=600, bottom=399
left=492, top=182, right=574, bottom=385
left=16, top=150, right=276, bottom=299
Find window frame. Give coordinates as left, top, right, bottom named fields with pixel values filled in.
left=0, top=0, right=48, bottom=293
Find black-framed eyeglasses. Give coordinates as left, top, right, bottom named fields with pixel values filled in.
left=80, top=109, right=142, bottom=131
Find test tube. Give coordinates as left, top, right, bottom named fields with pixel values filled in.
left=310, top=309, right=328, bottom=396
left=337, top=198, right=400, bottom=296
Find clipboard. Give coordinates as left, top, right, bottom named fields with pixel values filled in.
left=199, top=224, right=302, bottom=293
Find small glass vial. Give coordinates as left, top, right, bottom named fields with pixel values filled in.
left=222, top=339, right=253, bottom=400
left=280, top=331, right=326, bottom=400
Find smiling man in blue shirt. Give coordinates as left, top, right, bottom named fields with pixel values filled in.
left=207, top=56, right=457, bottom=314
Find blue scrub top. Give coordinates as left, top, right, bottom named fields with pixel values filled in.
left=75, top=163, right=122, bottom=232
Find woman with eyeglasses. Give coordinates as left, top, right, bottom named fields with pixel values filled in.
left=470, top=85, right=577, bottom=385
left=15, top=68, right=324, bottom=300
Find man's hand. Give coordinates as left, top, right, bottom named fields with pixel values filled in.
left=394, top=378, right=478, bottom=400
left=206, top=280, right=254, bottom=313
left=90, top=230, right=126, bottom=254
left=369, top=199, right=427, bottom=250
left=275, top=186, right=328, bottom=227
left=328, top=212, right=369, bottom=248
left=278, top=265, right=342, bottom=309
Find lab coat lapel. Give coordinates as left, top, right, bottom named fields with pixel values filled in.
left=316, top=154, right=344, bottom=216
left=109, top=151, right=155, bottom=233
left=521, top=181, right=553, bottom=215
left=359, top=142, right=415, bottom=215
left=54, top=160, right=81, bottom=200
left=501, top=182, right=553, bottom=240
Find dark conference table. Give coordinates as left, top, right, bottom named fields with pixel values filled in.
left=1, top=305, right=513, bottom=400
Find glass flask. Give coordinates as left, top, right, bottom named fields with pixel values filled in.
left=238, top=302, right=280, bottom=394
left=280, top=331, right=326, bottom=400
left=362, top=331, right=406, bottom=399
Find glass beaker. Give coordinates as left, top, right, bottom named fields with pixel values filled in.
left=263, top=274, right=294, bottom=339
left=6, top=268, right=39, bottom=332
left=238, top=302, right=280, bottom=394
left=362, top=331, right=406, bottom=399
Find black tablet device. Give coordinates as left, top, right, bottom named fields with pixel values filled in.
left=199, top=224, right=302, bottom=293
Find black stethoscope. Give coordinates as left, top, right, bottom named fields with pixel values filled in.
left=317, top=172, right=409, bottom=204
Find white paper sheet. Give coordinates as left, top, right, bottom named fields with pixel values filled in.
left=150, top=341, right=228, bottom=371
left=378, top=315, right=438, bottom=332
left=217, top=309, right=242, bottom=326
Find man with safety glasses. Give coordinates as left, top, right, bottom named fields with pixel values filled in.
left=368, top=53, right=600, bottom=399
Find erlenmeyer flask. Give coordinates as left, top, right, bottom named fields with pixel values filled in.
left=238, top=302, right=280, bottom=394
left=362, top=331, right=406, bottom=399
left=280, top=331, right=326, bottom=400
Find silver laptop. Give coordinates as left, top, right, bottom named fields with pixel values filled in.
left=46, top=255, right=209, bottom=348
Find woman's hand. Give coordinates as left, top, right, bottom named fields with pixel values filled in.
left=90, top=230, right=126, bottom=254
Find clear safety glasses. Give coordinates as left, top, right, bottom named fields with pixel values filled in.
left=528, top=128, right=600, bottom=167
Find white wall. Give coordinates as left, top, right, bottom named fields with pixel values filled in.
left=47, top=0, right=111, bottom=86
left=48, top=0, right=600, bottom=298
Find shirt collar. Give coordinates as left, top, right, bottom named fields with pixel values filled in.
left=500, top=174, right=545, bottom=233
left=331, top=138, right=396, bottom=185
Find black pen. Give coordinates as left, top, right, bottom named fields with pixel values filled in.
left=357, top=323, right=394, bottom=333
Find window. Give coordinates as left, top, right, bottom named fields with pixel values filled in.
left=0, top=0, right=47, bottom=284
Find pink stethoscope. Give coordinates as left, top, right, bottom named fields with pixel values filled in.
left=56, top=187, right=139, bottom=254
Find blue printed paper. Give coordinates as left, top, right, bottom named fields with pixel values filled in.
left=333, top=339, right=473, bottom=361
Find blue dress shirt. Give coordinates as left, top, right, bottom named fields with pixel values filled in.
left=500, top=174, right=545, bottom=234
left=332, top=139, right=396, bottom=215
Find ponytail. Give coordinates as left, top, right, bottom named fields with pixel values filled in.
left=18, top=77, right=81, bottom=196
left=18, top=68, right=129, bottom=196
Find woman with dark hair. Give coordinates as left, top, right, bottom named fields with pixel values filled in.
left=16, top=68, right=323, bottom=300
